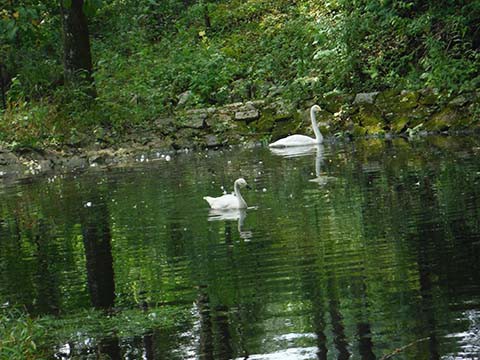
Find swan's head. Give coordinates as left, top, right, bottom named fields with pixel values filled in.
left=235, top=178, right=251, bottom=189
left=311, top=104, right=321, bottom=112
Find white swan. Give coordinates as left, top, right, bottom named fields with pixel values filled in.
left=269, top=105, right=323, bottom=147
left=203, top=178, right=251, bottom=209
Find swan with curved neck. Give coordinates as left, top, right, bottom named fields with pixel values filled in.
left=269, top=105, right=323, bottom=147
left=203, top=178, right=251, bottom=209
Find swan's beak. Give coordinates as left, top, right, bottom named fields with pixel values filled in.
left=246, top=184, right=252, bottom=190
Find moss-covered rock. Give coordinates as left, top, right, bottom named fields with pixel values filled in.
left=354, top=92, right=379, bottom=105
left=207, top=111, right=232, bottom=130
left=234, top=109, right=260, bottom=122
left=418, top=88, right=440, bottom=106
left=390, top=116, right=409, bottom=133
left=398, top=90, right=419, bottom=109
left=449, top=111, right=473, bottom=130
left=156, top=90, right=478, bottom=146
left=376, top=89, right=418, bottom=115
left=354, top=105, right=386, bottom=135
left=376, top=90, right=429, bottom=133
left=425, top=107, right=456, bottom=131
left=424, top=106, right=471, bottom=132
left=352, top=124, right=367, bottom=137
left=177, top=109, right=208, bottom=129
left=448, top=95, right=469, bottom=107
left=322, top=92, right=354, bottom=113
left=172, top=128, right=204, bottom=148
left=251, top=109, right=278, bottom=132
left=223, top=132, right=245, bottom=145
left=0, top=150, right=20, bottom=166
left=350, top=104, right=383, bottom=132
left=204, top=134, right=223, bottom=148
left=404, top=105, right=432, bottom=129
left=154, top=117, right=177, bottom=134
left=230, top=118, right=251, bottom=134
left=375, top=89, right=401, bottom=112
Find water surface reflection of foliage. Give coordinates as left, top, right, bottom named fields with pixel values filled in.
left=0, top=136, right=480, bottom=358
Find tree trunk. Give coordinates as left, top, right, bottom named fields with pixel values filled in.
left=0, top=63, right=7, bottom=109
left=204, top=4, right=211, bottom=29
left=80, top=195, right=116, bottom=310
left=60, top=0, right=96, bottom=95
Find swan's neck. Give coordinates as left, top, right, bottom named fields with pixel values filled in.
left=234, top=182, right=247, bottom=208
left=311, top=108, right=323, bottom=143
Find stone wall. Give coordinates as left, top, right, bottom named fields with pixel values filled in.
left=164, top=89, right=479, bottom=148
left=342, top=89, right=478, bottom=136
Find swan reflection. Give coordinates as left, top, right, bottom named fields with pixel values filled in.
left=207, top=208, right=252, bottom=240
left=269, top=145, right=318, bottom=158
left=308, top=145, right=332, bottom=186
left=270, top=144, right=332, bottom=186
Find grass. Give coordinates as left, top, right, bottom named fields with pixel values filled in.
left=0, top=305, right=192, bottom=359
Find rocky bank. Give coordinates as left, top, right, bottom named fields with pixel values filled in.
left=1, top=88, right=479, bottom=180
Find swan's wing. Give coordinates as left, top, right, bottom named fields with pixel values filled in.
left=203, top=194, right=238, bottom=209
left=269, top=134, right=316, bottom=148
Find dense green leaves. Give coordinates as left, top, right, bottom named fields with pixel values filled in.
left=0, top=308, right=48, bottom=360
left=318, top=0, right=480, bottom=92
left=84, top=0, right=103, bottom=16
left=0, top=1, right=62, bottom=101
left=1, top=0, right=479, bottom=147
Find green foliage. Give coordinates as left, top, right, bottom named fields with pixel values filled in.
left=311, top=0, right=480, bottom=92
left=38, top=307, right=192, bottom=346
left=83, top=0, right=103, bottom=16
left=0, top=85, right=106, bottom=148
left=62, top=0, right=103, bottom=15
left=0, top=308, right=47, bottom=360
left=0, top=306, right=191, bottom=359
left=0, top=1, right=62, bottom=99
left=1, top=0, right=479, bottom=147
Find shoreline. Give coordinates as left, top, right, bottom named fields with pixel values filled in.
left=1, top=89, right=479, bottom=181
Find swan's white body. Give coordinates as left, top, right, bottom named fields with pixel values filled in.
left=269, top=105, right=323, bottom=148
left=203, top=178, right=249, bottom=209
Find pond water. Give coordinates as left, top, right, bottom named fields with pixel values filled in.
left=1, top=136, right=480, bottom=359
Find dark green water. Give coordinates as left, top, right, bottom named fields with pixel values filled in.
left=1, top=136, right=480, bottom=359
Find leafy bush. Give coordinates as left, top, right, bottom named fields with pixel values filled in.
left=2, top=0, right=479, bottom=146
left=311, top=0, right=480, bottom=93
left=0, top=305, right=191, bottom=359
left=0, top=308, right=47, bottom=360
